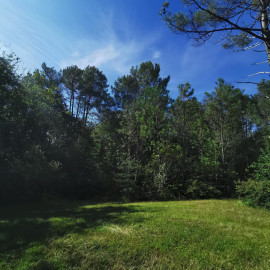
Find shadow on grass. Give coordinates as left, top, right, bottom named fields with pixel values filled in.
left=0, top=201, right=144, bottom=254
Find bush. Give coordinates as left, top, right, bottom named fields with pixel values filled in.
left=236, top=150, right=270, bottom=209
left=236, top=179, right=270, bottom=209
left=185, top=179, right=221, bottom=199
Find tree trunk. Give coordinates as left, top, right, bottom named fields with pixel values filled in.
left=260, top=1, right=270, bottom=65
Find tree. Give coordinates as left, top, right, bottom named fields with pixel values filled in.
left=112, top=61, right=171, bottom=199
left=0, top=53, right=25, bottom=203
left=256, top=80, right=270, bottom=130
left=0, top=59, right=64, bottom=202
left=75, top=66, right=109, bottom=124
left=116, top=86, right=173, bottom=200
left=204, top=79, right=255, bottom=194
left=62, top=65, right=83, bottom=117
left=112, top=61, right=170, bottom=109
left=160, top=0, right=270, bottom=67
left=236, top=150, right=270, bottom=209
left=170, top=83, right=205, bottom=196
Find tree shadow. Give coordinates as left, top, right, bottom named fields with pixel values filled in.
left=0, top=201, right=145, bottom=254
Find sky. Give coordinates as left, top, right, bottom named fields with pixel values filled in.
left=0, top=0, right=269, bottom=99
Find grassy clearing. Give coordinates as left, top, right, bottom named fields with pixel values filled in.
left=0, top=200, right=270, bottom=269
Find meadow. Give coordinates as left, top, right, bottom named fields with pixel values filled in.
left=0, top=200, right=270, bottom=270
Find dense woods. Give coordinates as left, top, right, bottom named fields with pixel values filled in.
left=1, top=52, right=270, bottom=207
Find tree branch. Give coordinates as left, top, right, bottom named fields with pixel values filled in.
left=192, top=0, right=264, bottom=40
left=247, top=71, right=270, bottom=77
left=236, top=81, right=259, bottom=85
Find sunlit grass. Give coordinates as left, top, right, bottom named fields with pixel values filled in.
left=0, top=200, right=270, bottom=269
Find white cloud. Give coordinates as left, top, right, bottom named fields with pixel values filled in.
left=61, top=40, right=140, bottom=75
left=60, top=9, right=162, bottom=77
left=153, top=50, right=161, bottom=59
left=71, top=51, right=79, bottom=58
left=62, top=45, right=120, bottom=69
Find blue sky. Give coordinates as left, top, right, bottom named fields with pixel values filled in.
left=0, top=0, right=268, bottom=99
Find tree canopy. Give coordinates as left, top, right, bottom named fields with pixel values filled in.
left=160, top=0, right=270, bottom=68
left=0, top=51, right=269, bottom=206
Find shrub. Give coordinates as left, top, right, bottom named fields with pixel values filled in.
left=236, top=150, right=270, bottom=209
left=185, top=179, right=221, bottom=199
left=236, top=179, right=270, bottom=209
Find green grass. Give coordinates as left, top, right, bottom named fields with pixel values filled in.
left=1, top=200, right=270, bottom=269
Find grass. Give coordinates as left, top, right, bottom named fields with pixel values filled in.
left=0, top=200, right=270, bottom=269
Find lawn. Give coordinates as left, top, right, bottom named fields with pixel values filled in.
left=0, top=200, right=270, bottom=269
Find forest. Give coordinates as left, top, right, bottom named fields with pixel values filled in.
left=2, top=1, right=270, bottom=268
left=1, top=52, right=270, bottom=208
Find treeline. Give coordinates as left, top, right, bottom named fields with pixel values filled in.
left=1, top=53, right=270, bottom=205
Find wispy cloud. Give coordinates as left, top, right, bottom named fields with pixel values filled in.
left=65, top=45, right=120, bottom=68
left=153, top=50, right=161, bottom=59
left=179, top=44, right=223, bottom=80
left=60, top=9, right=162, bottom=77
left=0, top=0, right=72, bottom=71
left=61, top=39, right=142, bottom=75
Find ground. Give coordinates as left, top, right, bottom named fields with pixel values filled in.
left=0, top=200, right=270, bottom=269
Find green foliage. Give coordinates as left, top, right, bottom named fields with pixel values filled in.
left=250, top=151, right=270, bottom=181
left=236, top=179, right=270, bottom=209
left=253, top=80, right=270, bottom=148
left=203, top=79, right=255, bottom=193
left=0, top=50, right=268, bottom=203
left=161, top=1, right=264, bottom=51
left=186, top=180, right=221, bottom=199
left=112, top=61, right=169, bottom=109
left=237, top=150, right=270, bottom=209
left=223, top=32, right=253, bottom=49
left=0, top=53, right=112, bottom=203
